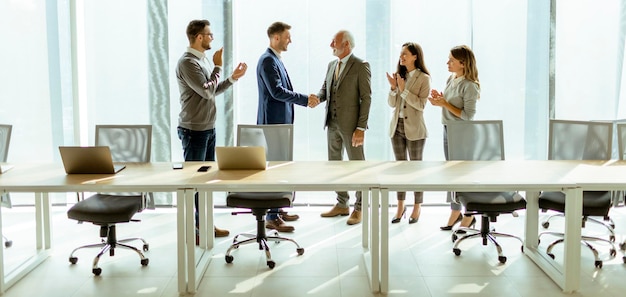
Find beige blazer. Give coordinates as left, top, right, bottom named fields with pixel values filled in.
left=388, top=69, right=430, bottom=140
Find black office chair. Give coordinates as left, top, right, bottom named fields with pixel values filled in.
left=66, top=125, right=152, bottom=275
left=446, top=120, right=526, bottom=264
left=1, top=124, right=13, bottom=248
left=224, top=124, right=304, bottom=269
left=538, top=119, right=617, bottom=268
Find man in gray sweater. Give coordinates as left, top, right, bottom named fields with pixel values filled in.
left=175, top=19, right=247, bottom=239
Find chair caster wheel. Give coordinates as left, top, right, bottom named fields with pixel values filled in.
left=451, top=234, right=458, bottom=242
left=542, top=222, right=550, bottom=229
left=225, top=255, right=234, bottom=263
left=296, top=248, right=304, bottom=255
left=92, top=268, right=102, bottom=276
left=267, top=260, right=275, bottom=269
left=622, top=256, right=626, bottom=264
left=69, top=257, right=78, bottom=264
left=620, top=242, right=626, bottom=251
left=498, top=256, right=507, bottom=264
left=595, top=260, right=603, bottom=268
left=610, top=249, right=617, bottom=257
left=453, top=248, right=461, bottom=256
left=4, top=240, right=12, bottom=248
left=610, top=235, right=615, bottom=242
left=143, top=244, right=149, bottom=252
left=141, top=258, right=149, bottom=266
left=520, top=246, right=524, bottom=253
left=547, top=253, right=555, bottom=259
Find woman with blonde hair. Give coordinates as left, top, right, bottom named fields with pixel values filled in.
left=428, top=45, right=479, bottom=231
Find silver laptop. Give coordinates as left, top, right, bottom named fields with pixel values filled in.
left=0, top=164, right=13, bottom=174
left=59, top=146, right=126, bottom=174
left=216, top=146, right=267, bottom=170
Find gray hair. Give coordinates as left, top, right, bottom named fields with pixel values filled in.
left=338, top=30, right=355, bottom=49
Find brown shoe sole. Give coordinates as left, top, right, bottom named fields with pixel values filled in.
left=280, top=213, right=300, bottom=221
left=214, top=231, right=230, bottom=237
left=320, top=210, right=350, bottom=217
left=266, top=225, right=295, bottom=232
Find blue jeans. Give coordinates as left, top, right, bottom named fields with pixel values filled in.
left=177, top=127, right=216, bottom=162
left=178, top=127, right=216, bottom=229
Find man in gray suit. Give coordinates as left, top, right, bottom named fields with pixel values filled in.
left=317, top=30, right=371, bottom=225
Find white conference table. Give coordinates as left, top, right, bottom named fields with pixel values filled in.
left=0, top=162, right=203, bottom=294
left=3, top=160, right=624, bottom=295
left=187, top=160, right=384, bottom=292
left=373, top=160, right=584, bottom=294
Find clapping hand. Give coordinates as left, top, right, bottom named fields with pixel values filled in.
left=428, top=89, right=445, bottom=106
left=231, top=62, right=247, bottom=80
left=386, top=72, right=397, bottom=90
left=212, top=48, right=223, bottom=67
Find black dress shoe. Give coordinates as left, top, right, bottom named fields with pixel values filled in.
left=455, top=216, right=477, bottom=234
left=440, top=213, right=463, bottom=231
left=391, top=206, right=407, bottom=224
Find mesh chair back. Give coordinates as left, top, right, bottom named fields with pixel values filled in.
left=237, top=124, right=293, bottom=161
left=94, top=125, right=153, bottom=207
left=617, top=123, right=626, bottom=160
left=447, top=120, right=504, bottom=161
left=0, top=124, right=11, bottom=162
left=95, top=125, right=152, bottom=162
left=0, top=124, right=12, bottom=208
left=548, top=120, right=612, bottom=160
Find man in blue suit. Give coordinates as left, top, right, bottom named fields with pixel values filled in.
left=256, top=21, right=319, bottom=232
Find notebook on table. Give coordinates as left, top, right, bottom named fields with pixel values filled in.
left=215, top=146, right=267, bottom=170
left=59, top=146, right=126, bottom=174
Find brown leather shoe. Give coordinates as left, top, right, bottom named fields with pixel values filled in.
left=279, top=211, right=300, bottom=221
left=346, top=210, right=362, bottom=225
left=214, top=226, right=230, bottom=238
left=320, top=205, right=350, bottom=217
left=265, top=218, right=295, bottom=232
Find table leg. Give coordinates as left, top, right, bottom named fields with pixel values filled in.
left=380, top=188, right=388, bottom=294
left=562, top=187, right=582, bottom=293
left=176, top=190, right=186, bottom=293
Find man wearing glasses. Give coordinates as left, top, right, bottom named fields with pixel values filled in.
left=175, top=19, right=247, bottom=240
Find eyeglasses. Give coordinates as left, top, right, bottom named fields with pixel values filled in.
left=200, top=33, right=214, bottom=38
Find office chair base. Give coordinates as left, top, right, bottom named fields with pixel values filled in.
left=452, top=215, right=524, bottom=264
left=69, top=226, right=150, bottom=276
left=225, top=230, right=304, bottom=269
left=452, top=230, right=524, bottom=264
left=541, top=232, right=617, bottom=268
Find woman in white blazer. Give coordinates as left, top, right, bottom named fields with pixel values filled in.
left=385, top=42, right=431, bottom=224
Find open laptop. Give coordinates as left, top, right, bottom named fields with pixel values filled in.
left=59, top=146, right=126, bottom=174
left=215, top=146, right=267, bottom=170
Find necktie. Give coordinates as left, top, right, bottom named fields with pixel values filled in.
left=334, top=61, right=342, bottom=81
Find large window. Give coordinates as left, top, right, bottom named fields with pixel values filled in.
left=3, top=0, right=626, bottom=205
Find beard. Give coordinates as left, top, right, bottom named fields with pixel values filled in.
left=332, top=47, right=344, bottom=57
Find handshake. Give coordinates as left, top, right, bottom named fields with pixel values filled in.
left=308, top=94, right=320, bottom=108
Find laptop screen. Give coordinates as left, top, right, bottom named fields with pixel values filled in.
left=215, top=146, right=266, bottom=170
left=59, top=146, right=126, bottom=174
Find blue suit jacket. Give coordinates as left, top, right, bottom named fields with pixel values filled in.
left=256, top=48, right=308, bottom=124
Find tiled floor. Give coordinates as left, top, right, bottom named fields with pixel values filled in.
left=1, top=199, right=626, bottom=297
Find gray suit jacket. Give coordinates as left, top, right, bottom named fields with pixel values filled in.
left=317, top=54, right=371, bottom=132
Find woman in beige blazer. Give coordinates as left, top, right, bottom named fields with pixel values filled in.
left=385, top=42, right=431, bottom=224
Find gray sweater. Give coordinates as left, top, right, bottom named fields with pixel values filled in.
left=441, top=75, right=479, bottom=124
left=176, top=51, right=233, bottom=131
